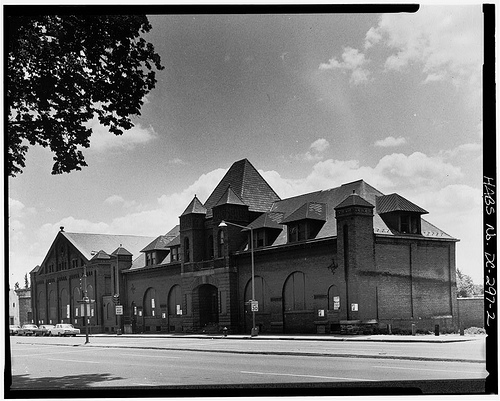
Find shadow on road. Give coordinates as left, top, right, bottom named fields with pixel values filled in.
left=9, top=372, right=123, bottom=390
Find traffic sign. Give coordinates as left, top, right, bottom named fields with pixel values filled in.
left=251, top=300, right=259, bottom=312
left=115, top=305, right=123, bottom=315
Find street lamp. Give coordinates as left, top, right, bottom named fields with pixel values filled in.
left=218, top=220, right=258, bottom=337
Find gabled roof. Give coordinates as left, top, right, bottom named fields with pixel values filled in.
left=204, top=159, right=281, bottom=218
left=215, top=186, right=247, bottom=207
left=247, top=212, right=284, bottom=230
left=335, top=193, right=375, bottom=209
left=53, top=232, right=155, bottom=263
left=181, top=196, right=207, bottom=216
left=376, top=193, right=428, bottom=214
left=281, top=202, right=327, bottom=224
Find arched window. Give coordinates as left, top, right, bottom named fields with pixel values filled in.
left=244, top=276, right=266, bottom=311
left=217, top=230, right=224, bottom=257
left=184, top=237, right=190, bottom=262
left=59, top=288, right=69, bottom=321
left=144, top=287, right=156, bottom=317
left=168, top=285, right=183, bottom=316
left=48, top=290, right=57, bottom=323
left=207, top=235, right=214, bottom=259
left=328, top=285, right=341, bottom=311
left=283, top=271, right=306, bottom=311
left=38, top=291, right=46, bottom=324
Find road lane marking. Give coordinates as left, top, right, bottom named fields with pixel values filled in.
left=372, top=365, right=483, bottom=374
left=47, top=358, right=100, bottom=364
left=241, top=370, right=376, bottom=382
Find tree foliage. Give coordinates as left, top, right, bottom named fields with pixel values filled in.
left=7, top=14, right=164, bottom=176
left=456, top=269, right=480, bottom=297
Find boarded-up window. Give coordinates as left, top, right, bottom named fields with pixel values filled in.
left=283, top=271, right=306, bottom=311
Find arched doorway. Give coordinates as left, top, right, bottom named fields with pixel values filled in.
left=282, top=271, right=307, bottom=333
left=197, top=284, right=218, bottom=328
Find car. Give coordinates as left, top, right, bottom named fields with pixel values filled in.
left=49, top=323, right=80, bottom=337
left=9, top=325, right=21, bottom=335
left=33, top=324, right=55, bottom=336
left=18, top=324, right=38, bottom=336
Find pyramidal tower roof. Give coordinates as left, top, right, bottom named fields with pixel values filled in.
left=204, top=159, right=281, bottom=218
left=215, top=186, right=247, bottom=207
left=181, top=195, right=207, bottom=216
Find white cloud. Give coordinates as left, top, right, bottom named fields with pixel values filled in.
left=104, top=195, right=138, bottom=209
left=86, top=118, right=158, bottom=152
left=374, top=136, right=407, bottom=147
left=440, top=142, right=482, bottom=159
left=319, top=47, right=371, bottom=85
left=369, top=5, right=482, bottom=89
left=294, top=138, right=330, bottom=162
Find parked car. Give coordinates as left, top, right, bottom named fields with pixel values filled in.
left=33, top=324, right=55, bottom=336
left=49, top=324, right=80, bottom=337
left=18, top=324, right=38, bottom=336
left=9, top=325, right=21, bottom=335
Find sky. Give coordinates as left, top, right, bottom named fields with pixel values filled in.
left=7, top=5, right=484, bottom=288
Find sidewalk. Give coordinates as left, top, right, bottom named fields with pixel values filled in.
left=89, top=332, right=482, bottom=343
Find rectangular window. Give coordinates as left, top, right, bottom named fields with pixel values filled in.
left=288, top=226, right=298, bottom=242
left=298, top=222, right=306, bottom=241
left=400, top=215, right=410, bottom=233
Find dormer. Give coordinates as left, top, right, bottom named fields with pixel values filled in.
left=376, top=193, right=428, bottom=235
left=141, top=236, right=172, bottom=266
left=246, top=211, right=285, bottom=248
left=166, top=235, right=181, bottom=263
left=282, top=202, right=327, bottom=243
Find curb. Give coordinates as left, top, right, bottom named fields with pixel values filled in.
left=24, top=341, right=484, bottom=364
left=86, top=333, right=480, bottom=344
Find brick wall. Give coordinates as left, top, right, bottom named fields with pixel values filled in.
left=458, top=297, right=484, bottom=328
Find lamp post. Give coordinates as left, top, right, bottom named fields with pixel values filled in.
left=218, top=220, right=258, bottom=337
left=82, top=264, right=90, bottom=344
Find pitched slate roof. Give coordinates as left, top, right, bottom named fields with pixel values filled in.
left=166, top=234, right=180, bottom=247
left=376, top=193, right=428, bottom=214
left=215, top=186, right=247, bottom=207
left=281, top=202, right=327, bottom=224
left=60, top=232, right=155, bottom=262
left=266, top=179, right=455, bottom=245
left=181, top=196, right=207, bottom=216
left=204, top=159, right=281, bottom=218
left=141, top=236, right=172, bottom=252
left=247, top=211, right=284, bottom=230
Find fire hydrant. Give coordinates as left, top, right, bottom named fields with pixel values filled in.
left=222, top=327, right=228, bottom=337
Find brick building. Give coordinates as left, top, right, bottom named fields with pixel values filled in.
left=9, top=288, right=32, bottom=326
left=31, top=159, right=459, bottom=334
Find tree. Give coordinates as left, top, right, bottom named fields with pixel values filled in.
left=456, top=269, right=476, bottom=297
left=7, top=14, right=164, bottom=176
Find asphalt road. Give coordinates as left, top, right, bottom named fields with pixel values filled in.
left=7, top=335, right=488, bottom=396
